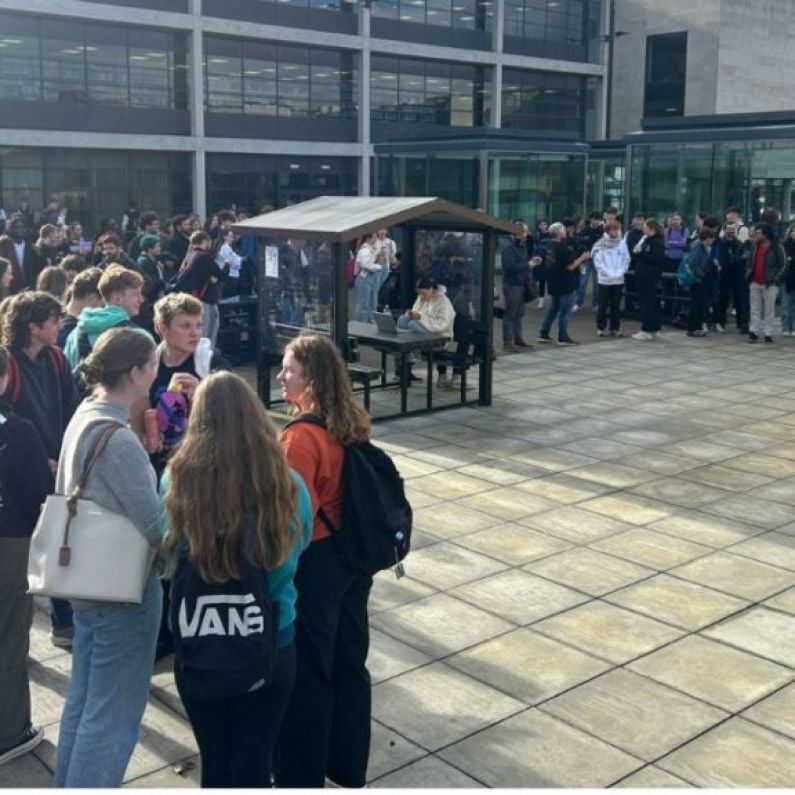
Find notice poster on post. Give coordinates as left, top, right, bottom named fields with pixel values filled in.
left=265, top=246, right=279, bottom=279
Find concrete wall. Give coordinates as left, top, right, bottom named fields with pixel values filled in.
left=715, top=0, right=795, bottom=114
left=610, top=0, right=721, bottom=137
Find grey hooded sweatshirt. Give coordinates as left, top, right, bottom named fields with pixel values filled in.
left=56, top=397, right=162, bottom=551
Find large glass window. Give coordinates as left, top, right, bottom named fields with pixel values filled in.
left=0, top=148, right=191, bottom=235
left=487, top=152, right=586, bottom=222
left=370, top=0, right=492, bottom=31
left=0, top=12, right=188, bottom=109
left=644, top=32, right=687, bottom=118
left=0, top=15, right=41, bottom=101
left=205, top=36, right=358, bottom=120
left=504, top=0, right=600, bottom=55
left=371, top=55, right=490, bottom=127
left=206, top=154, right=358, bottom=211
left=502, top=68, right=588, bottom=135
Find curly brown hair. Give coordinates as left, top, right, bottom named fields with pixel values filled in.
left=0, top=291, right=62, bottom=349
left=163, top=371, right=299, bottom=583
left=285, top=334, right=371, bottom=446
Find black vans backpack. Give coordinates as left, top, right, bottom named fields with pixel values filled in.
left=287, top=415, right=412, bottom=577
left=169, top=553, right=277, bottom=701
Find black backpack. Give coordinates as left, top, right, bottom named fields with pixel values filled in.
left=169, top=551, right=277, bottom=701
left=287, top=416, right=412, bottom=577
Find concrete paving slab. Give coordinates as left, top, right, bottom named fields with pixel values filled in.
left=369, top=572, right=436, bottom=614
left=520, top=505, right=634, bottom=544
left=629, top=635, right=793, bottom=712
left=540, top=668, right=727, bottom=761
left=370, top=754, right=483, bottom=788
left=524, top=547, right=654, bottom=596
left=657, top=718, right=795, bottom=787
left=765, top=587, right=795, bottom=614
left=457, top=487, right=558, bottom=521
left=366, top=720, right=427, bottom=780
left=565, top=462, right=657, bottom=488
left=686, top=464, right=774, bottom=492
left=371, top=663, right=524, bottom=751
left=367, top=629, right=433, bottom=684
left=647, top=511, right=765, bottom=548
left=447, top=628, right=611, bottom=705
left=439, top=709, right=643, bottom=788
left=370, top=593, right=514, bottom=658
left=612, top=765, right=692, bottom=788
left=576, top=494, right=676, bottom=526
left=741, top=683, right=795, bottom=739
left=0, top=751, right=53, bottom=788
left=605, top=573, right=748, bottom=630
left=412, top=502, right=501, bottom=539
left=721, top=452, right=795, bottom=478
left=453, top=523, right=571, bottom=566
left=630, top=476, right=727, bottom=508
left=533, top=601, right=683, bottom=665
left=704, top=606, right=795, bottom=667
left=402, top=542, right=508, bottom=591
left=512, top=472, right=613, bottom=504
left=590, top=528, right=712, bottom=570
left=729, top=531, right=795, bottom=571
left=451, top=570, right=588, bottom=625
left=671, top=552, right=795, bottom=600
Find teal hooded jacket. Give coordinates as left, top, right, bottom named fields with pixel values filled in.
left=64, top=305, right=131, bottom=367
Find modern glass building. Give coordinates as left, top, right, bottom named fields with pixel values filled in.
left=626, top=113, right=795, bottom=225
left=0, top=0, right=607, bottom=232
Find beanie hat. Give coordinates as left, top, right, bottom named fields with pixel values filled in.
left=140, top=234, right=160, bottom=251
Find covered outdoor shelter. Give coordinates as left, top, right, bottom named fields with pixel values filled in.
left=232, top=195, right=518, bottom=419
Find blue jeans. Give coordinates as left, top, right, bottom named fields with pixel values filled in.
left=396, top=316, right=429, bottom=332
left=781, top=288, right=795, bottom=332
left=539, top=292, right=575, bottom=341
left=55, top=573, right=161, bottom=787
left=354, top=273, right=378, bottom=323
left=576, top=260, right=597, bottom=308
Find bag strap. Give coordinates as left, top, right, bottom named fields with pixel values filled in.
left=68, top=423, right=124, bottom=507
left=59, top=422, right=124, bottom=567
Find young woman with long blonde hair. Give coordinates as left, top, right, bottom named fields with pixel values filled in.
left=161, top=370, right=312, bottom=788
left=276, top=334, right=374, bottom=788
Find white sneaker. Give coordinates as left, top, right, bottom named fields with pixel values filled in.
left=536, top=297, right=545, bottom=309
left=632, top=331, right=652, bottom=341
left=572, top=304, right=580, bottom=313
left=597, top=329, right=606, bottom=337
left=716, top=324, right=725, bottom=333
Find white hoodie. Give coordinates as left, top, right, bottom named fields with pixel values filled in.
left=411, top=285, right=454, bottom=338
left=592, top=235, right=630, bottom=286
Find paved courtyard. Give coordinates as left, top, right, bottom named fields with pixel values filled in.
left=5, top=312, right=795, bottom=788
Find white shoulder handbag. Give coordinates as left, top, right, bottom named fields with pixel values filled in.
left=27, top=423, right=155, bottom=604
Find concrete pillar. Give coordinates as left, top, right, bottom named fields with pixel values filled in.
left=358, top=4, right=372, bottom=196
left=189, top=0, right=207, bottom=217
left=491, top=0, right=504, bottom=128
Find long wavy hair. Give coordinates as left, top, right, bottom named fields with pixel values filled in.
left=163, top=371, right=298, bottom=583
left=285, top=334, right=371, bottom=446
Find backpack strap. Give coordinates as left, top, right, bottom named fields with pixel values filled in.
left=283, top=414, right=340, bottom=534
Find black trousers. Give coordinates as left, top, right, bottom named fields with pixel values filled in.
left=688, top=281, right=708, bottom=331
left=636, top=266, right=662, bottom=332
left=596, top=284, right=623, bottom=331
left=176, top=643, right=296, bottom=788
left=277, top=537, right=372, bottom=788
left=715, top=267, right=750, bottom=330
left=502, top=285, right=526, bottom=344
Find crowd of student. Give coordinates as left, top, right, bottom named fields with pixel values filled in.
left=0, top=266, right=376, bottom=787
left=501, top=206, right=795, bottom=347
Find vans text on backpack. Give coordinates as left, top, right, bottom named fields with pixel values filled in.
left=169, top=538, right=278, bottom=701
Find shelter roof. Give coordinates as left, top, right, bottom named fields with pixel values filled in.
left=232, top=195, right=518, bottom=243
